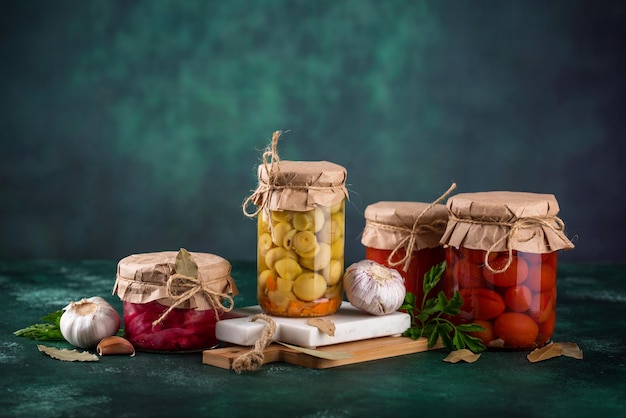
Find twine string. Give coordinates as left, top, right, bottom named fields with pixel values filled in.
left=385, top=182, right=457, bottom=272
left=448, top=214, right=567, bottom=274
left=242, top=131, right=283, bottom=218
left=232, top=314, right=277, bottom=373
left=151, top=273, right=234, bottom=327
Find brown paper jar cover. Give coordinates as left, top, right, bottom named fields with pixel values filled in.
left=256, top=160, right=348, bottom=212
left=113, top=251, right=238, bottom=310
left=361, top=201, right=449, bottom=250
left=440, top=191, right=575, bottom=253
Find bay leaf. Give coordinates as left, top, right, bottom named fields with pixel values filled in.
left=37, top=345, right=99, bottom=362
left=307, top=318, right=336, bottom=337
left=527, top=342, right=563, bottom=363
left=443, top=349, right=481, bottom=363
left=277, top=342, right=352, bottom=360
left=557, top=342, right=583, bottom=360
left=175, top=248, right=198, bottom=278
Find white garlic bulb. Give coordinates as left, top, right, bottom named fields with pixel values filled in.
left=344, top=260, right=406, bottom=316
left=60, top=296, right=121, bottom=349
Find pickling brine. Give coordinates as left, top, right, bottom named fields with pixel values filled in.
left=257, top=201, right=345, bottom=317
left=446, top=246, right=557, bottom=349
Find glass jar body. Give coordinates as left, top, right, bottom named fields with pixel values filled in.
left=365, top=246, right=445, bottom=302
left=122, top=300, right=220, bottom=352
left=257, top=201, right=345, bottom=317
left=445, top=246, right=558, bottom=350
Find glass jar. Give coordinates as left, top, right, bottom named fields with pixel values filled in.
left=257, top=199, right=346, bottom=317
left=113, top=250, right=238, bottom=352
left=243, top=132, right=349, bottom=317
left=361, top=201, right=448, bottom=303
left=440, top=191, right=574, bottom=350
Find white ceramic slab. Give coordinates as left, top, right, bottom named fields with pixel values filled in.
left=216, top=301, right=411, bottom=348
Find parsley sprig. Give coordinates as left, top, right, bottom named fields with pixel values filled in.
left=401, top=262, right=486, bottom=353
left=13, top=310, right=65, bottom=341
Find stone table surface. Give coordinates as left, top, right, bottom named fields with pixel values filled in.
left=1, top=260, right=625, bottom=418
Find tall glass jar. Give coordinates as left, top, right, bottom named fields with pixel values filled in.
left=440, top=191, right=574, bottom=350
left=244, top=132, right=349, bottom=317
left=113, top=249, right=238, bottom=352
left=361, top=201, right=448, bottom=303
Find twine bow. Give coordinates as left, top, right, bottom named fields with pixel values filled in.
left=385, top=183, right=457, bottom=272
left=479, top=216, right=567, bottom=273
left=242, top=130, right=283, bottom=218
left=151, top=272, right=235, bottom=327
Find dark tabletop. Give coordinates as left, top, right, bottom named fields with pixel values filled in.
left=1, top=260, right=625, bottom=418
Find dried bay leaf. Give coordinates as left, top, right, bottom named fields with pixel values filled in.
left=307, top=318, right=336, bottom=336
left=558, top=342, right=583, bottom=360
left=527, top=342, right=583, bottom=363
left=527, top=342, right=563, bottom=363
left=443, top=349, right=481, bottom=363
left=38, top=345, right=99, bottom=362
left=175, top=248, right=198, bottom=278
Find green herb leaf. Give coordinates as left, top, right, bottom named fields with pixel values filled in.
left=402, top=262, right=487, bottom=353
left=14, top=310, right=65, bottom=341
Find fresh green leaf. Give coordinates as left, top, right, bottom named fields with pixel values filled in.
left=14, top=310, right=65, bottom=341
left=403, top=326, right=422, bottom=340
left=427, top=324, right=440, bottom=348
left=456, top=323, right=486, bottom=333
left=402, top=263, right=487, bottom=354
left=422, top=261, right=445, bottom=294
left=439, top=328, right=454, bottom=351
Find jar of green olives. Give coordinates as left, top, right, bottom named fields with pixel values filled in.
left=244, top=131, right=349, bottom=317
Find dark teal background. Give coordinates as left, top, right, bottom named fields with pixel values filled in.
left=1, top=0, right=624, bottom=264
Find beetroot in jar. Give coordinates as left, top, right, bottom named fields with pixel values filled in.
left=113, top=249, right=238, bottom=352
left=361, top=201, right=448, bottom=302
left=440, top=192, right=574, bottom=350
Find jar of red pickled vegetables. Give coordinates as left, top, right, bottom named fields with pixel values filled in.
left=361, top=201, right=449, bottom=302
left=440, top=191, right=575, bottom=350
left=113, top=249, right=238, bottom=352
left=243, top=131, right=349, bottom=317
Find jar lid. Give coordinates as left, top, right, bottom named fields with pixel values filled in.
left=257, top=160, right=348, bottom=211
left=113, top=249, right=238, bottom=311
left=440, top=191, right=575, bottom=253
left=361, top=201, right=449, bottom=250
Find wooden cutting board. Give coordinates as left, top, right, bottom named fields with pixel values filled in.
left=202, top=336, right=442, bottom=369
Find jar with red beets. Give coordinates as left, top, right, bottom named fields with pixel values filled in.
left=361, top=201, right=449, bottom=302
left=113, top=249, right=238, bottom=352
left=440, top=192, right=574, bottom=350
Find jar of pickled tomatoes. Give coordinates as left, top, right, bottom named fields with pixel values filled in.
left=440, top=192, right=574, bottom=350
left=113, top=249, right=238, bottom=352
left=243, top=131, right=349, bottom=317
left=361, top=201, right=448, bottom=302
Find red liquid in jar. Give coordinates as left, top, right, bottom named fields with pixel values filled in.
left=365, top=246, right=445, bottom=303
left=123, top=300, right=221, bottom=352
left=445, top=246, right=557, bottom=350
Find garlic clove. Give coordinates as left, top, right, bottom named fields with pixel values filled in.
left=97, top=336, right=135, bottom=357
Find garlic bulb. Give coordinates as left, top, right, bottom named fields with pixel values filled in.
left=60, top=296, right=121, bottom=349
left=343, top=260, right=406, bottom=315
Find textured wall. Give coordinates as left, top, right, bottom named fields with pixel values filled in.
left=1, top=0, right=624, bottom=264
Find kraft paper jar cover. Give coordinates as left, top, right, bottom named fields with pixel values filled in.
left=440, top=191, right=575, bottom=253
left=361, top=201, right=449, bottom=250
